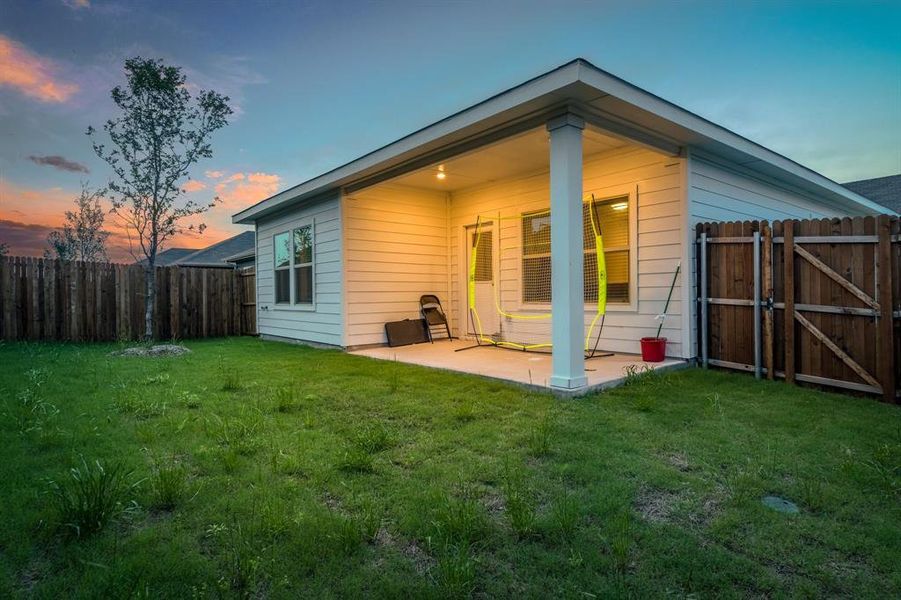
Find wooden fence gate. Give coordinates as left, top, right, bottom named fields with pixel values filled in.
left=697, top=215, right=899, bottom=403
left=239, top=268, right=256, bottom=335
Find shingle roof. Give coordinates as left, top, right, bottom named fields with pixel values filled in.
left=150, top=248, right=195, bottom=266
left=176, top=231, right=256, bottom=268
left=842, top=174, right=901, bottom=214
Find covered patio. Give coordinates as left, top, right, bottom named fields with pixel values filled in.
left=351, top=340, right=685, bottom=395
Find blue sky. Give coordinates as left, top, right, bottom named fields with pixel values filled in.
left=1, top=0, right=899, bottom=258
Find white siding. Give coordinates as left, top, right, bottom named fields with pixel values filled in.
left=343, top=184, right=449, bottom=347
left=448, top=146, right=685, bottom=357
left=256, top=192, right=343, bottom=346
left=690, top=155, right=846, bottom=223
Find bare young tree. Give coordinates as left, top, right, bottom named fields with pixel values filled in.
left=89, top=57, right=232, bottom=340
left=44, top=184, right=110, bottom=262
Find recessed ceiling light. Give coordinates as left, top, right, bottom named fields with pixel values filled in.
left=436, top=164, right=446, bottom=180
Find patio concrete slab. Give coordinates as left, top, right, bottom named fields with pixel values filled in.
left=350, top=339, right=686, bottom=395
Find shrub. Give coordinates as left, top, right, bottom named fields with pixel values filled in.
left=46, top=458, right=139, bottom=538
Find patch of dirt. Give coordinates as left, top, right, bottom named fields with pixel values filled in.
left=373, top=527, right=434, bottom=576
left=18, top=557, right=45, bottom=595
left=480, top=491, right=506, bottom=518
left=111, top=344, right=191, bottom=357
left=633, top=487, right=680, bottom=524
left=321, top=491, right=343, bottom=512
left=665, top=452, right=693, bottom=472
left=688, top=493, right=724, bottom=529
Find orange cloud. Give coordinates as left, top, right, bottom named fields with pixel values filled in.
left=0, top=35, right=78, bottom=103
left=63, top=0, right=91, bottom=8
left=0, top=179, right=250, bottom=262
left=182, top=180, right=207, bottom=193
left=214, top=171, right=280, bottom=210
left=204, top=170, right=224, bottom=179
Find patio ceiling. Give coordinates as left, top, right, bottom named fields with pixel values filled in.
left=386, top=126, right=628, bottom=192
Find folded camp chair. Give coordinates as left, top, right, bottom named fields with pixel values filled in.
left=420, top=295, right=453, bottom=342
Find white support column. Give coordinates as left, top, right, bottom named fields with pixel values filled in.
left=547, top=113, right=587, bottom=390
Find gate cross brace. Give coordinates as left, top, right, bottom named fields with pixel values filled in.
left=793, top=310, right=881, bottom=390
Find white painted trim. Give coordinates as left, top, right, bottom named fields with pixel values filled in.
left=270, top=216, right=317, bottom=311
left=679, top=151, right=693, bottom=359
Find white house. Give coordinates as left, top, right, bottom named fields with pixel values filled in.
left=233, top=59, right=886, bottom=392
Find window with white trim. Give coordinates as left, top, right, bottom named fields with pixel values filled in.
left=273, top=223, right=315, bottom=306
left=293, top=225, right=313, bottom=304
left=274, top=231, right=291, bottom=304
left=521, top=195, right=631, bottom=304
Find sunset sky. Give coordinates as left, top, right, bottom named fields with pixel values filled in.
left=1, top=0, right=899, bottom=261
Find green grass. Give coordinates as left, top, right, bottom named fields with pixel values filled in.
left=0, top=337, right=898, bottom=598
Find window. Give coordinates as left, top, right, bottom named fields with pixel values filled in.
left=472, top=229, right=494, bottom=282
left=521, top=211, right=551, bottom=302
left=521, top=195, right=631, bottom=305
left=274, top=232, right=291, bottom=304
left=293, top=225, right=313, bottom=304
left=584, top=196, right=630, bottom=304
left=273, top=222, right=315, bottom=307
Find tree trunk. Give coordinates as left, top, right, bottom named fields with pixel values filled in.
left=144, top=265, right=155, bottom=341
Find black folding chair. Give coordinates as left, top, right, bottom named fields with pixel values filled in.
left=419, top=294, right=453, bottom=342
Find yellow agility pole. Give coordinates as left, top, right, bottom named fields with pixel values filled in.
left=461, top=201, right=609, bottom=356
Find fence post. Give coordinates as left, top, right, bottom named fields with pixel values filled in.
left=784, top=222, right=796, bottom=384
left=753, top=230, right=762, bottom=379
left=699, top=231, right=708, bottom=368
left=876, top=215, right=896, bottom=403
left=761, top=223, right=774, bottom=379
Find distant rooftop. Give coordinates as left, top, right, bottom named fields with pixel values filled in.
left=177, top=231, right=255, bottom=268
left=842, top=174, right=901, bottom=214
left=139, top=231, right=255, bottom=268
left=151, top=248, right=195, bottom=266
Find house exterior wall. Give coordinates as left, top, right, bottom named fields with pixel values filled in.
left=342, top=184, right=450, bottom=347
left=685, top=152, right=860, bottom=358
left=255, top=192, right=344, bottom=346
left=448, top=146, right=686, bottom=357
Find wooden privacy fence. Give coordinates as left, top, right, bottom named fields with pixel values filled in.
left=697, top=215, right=900, bottom=403
left=0, top=256, right=257, bottom=342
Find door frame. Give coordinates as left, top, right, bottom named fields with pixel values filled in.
left=459, top=220, right=498, bottom=338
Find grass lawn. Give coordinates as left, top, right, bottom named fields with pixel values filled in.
left=0, top=337, right=898, bottom=598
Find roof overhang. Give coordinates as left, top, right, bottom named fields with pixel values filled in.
left=234, top=59, right=890, bottom=224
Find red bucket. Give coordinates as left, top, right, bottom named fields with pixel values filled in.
left=640, top=337, right=667, bottom=362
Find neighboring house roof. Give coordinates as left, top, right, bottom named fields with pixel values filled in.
left=176, top=231, right=256, bottom=268
left=138, top=232, right=255, bottom=268
left=148, top=248, right=194, bottom=266
left=233, top=58, right=886, bottom=224
left=223, top=247, right=256, bottom=265
left=842, top=174, right=901, bottom=214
